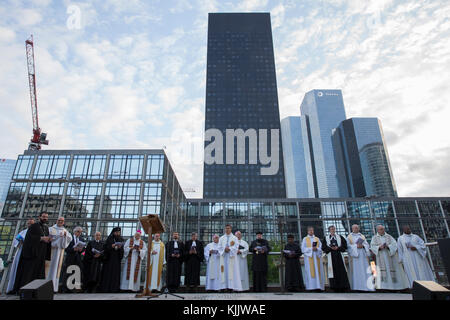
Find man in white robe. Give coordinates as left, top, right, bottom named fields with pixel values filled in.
left=235, top=231, right=249, bottom=291
left=370, top=225, right=409, bottom=290
left=346, top=224, right=375, bottom=291
left=218, top=224, right=242, bottom=292
left=397, top=226, right=435, bottom=288
left=148, top=233, right=166, bottom=292
left=46, top=217, right=72, bottom=292
left=204, top=234, right=221, bottom=291
left=120, top=230, right=147, bottom=292
left=301, top=226, right=325, bottom=291
left=6, top=218, right=34, bottom=294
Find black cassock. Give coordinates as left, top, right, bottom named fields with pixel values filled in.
left=322, top=235, right=350, bottom=292
left=184, top=240, right=204, bottom=286
left=99, top=234, right=124, bottom=293
left=84, top=240, right=104, bottom=293
left=165, top=240, right=184, bottom=291
left=249, top=239, right=271, bottom=292
left=62, top=236, right=86, bottom=291
left=283, top=242, right=305, bottom=291
left=13, top=221, right=51, bottom=292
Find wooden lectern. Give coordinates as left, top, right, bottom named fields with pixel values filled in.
left=137, top=214, right=165, bottom=297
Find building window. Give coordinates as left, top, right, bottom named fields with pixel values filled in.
left=1, top=182, right=27, bottom=218
left=71, top=155, right=106, bottom=179
left=142, top=183, right=162, bottom=215
left=23, top=182, right=65, bottom=218
left=104, top=183, right=141, bottom=219
left=63, top=182, right=103, bottom=219
left=13, top=155, right=34, bottom=179
left=146, top=154, right=164, bottom=179
left=108, top=155, right=144, bottom=180
left=33, top=155, right=70, bottom=179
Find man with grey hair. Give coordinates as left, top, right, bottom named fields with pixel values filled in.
left=62, top=226, right=86, bottom=292
left=370, top=225, right=409, bottom=291
left=204, top=234, right=221, bottom=292
left=346, top=224, right=374, bottom=292
left=84, top=231, right=104, bottom=293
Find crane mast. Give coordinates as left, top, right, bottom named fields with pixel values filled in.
left=25, top=35, right=48, bottom=150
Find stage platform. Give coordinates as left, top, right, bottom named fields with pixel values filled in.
left=0, top=291, right=412, bottom=300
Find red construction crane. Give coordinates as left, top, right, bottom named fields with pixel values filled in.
left=25, top=35, right=48, bottom=150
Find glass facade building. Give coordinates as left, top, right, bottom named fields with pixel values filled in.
left=0, top=149, right=186, bottom=291
left=300, top=89, right=347, bottom=198
left=332, top=118, right=397, bottom=197
left=280, top=117, right=314, bottom=198
left=0, top=159, right=16, bottom=214
left=203, top=13, right=286, bottom=199
left=183, top=197, right=450, bottom=285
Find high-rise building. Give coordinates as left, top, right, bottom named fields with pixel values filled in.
left=280, top=117, right=314, bottom=198
left=300, top=89, right=347, bottom=197
left=0, top=159, right=16, bottom=214
left=203, top=13, right=286, bottom=199
left=332, top=118, right=398, bottom=197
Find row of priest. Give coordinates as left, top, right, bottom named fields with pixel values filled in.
left=5, top=213, right=436, bottom=294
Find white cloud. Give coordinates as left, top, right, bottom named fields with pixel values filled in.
left=0, top=27, right=16, bottom=42
left=18, top=9, right=43, bottom=26
left=237, top=0, right=269, bottom=11
left=157, top=87, right=186, bottom=110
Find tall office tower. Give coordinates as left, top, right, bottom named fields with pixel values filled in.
left=300, top=89, right=347, bottom=198
left=332, top=118, right=398, bottom=197
left=280, top=117, right=314, bottom=198
left=0, top=159, right=16, bottom=213
left=203, top=13, right=286, bottom=198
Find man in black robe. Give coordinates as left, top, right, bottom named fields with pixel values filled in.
left=184, top=232, right=204, bottom=292
left=322, top=225, right=350, bottom=292
left=84, top=231, right=104, bottom=293
left=283, top=234, right=305, bottom=292
left=166, top=231, right=184, bottom=293
left=99, top=227, right=124, bottom=293
left=13, top=211, right=51, bottom=293
left=249, top=232, right=271, bottom=292
left=62, top=226, right=86, bottom=292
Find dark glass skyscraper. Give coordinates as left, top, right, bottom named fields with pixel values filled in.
left=332, top=118, right=398, bottom=197
left=203, top=13, right=286, bottom=199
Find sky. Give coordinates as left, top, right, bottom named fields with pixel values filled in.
left=0, top=0, right=449, bottom=198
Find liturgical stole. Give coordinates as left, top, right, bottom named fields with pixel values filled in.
left=126, top=238, right=144, bottom=283
left=148, top=241, right=165, bottom=287
left=306, top=236, right=321, bottom=279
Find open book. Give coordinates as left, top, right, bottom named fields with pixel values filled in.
left=92, top=248, right=103, bottom=255
left=75, top=241, right=86, bottom=249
